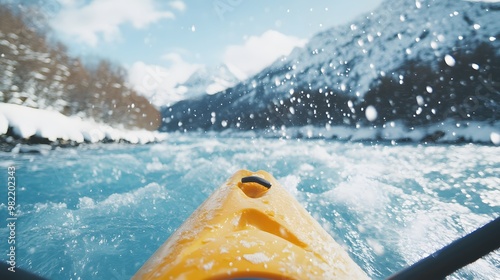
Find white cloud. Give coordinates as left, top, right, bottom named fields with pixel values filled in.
left=128, top=53, right=202, bottom=106
left=168, top=0, right=186, bottom=12
left=223, top=30, right=307, bottom=80
left=52, top=0, right=175, bottom=46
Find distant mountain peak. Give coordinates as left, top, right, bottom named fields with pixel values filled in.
left=174, top=63, right=240, bottom=100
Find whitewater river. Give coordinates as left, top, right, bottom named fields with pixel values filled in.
left=0, top=134, right=499, bottom=279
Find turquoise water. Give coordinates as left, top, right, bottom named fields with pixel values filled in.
left=0, top=134, right=499, bottom=279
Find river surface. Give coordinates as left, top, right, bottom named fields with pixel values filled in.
left=0, top=134, right=499, bottom=279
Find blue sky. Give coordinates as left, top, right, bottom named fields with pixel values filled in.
left=49, top=1, right=382, bottom=66
left=10, top=0, right=386, bottom=102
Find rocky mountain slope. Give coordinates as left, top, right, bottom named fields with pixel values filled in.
left=161, top=0, right=500, bottom=134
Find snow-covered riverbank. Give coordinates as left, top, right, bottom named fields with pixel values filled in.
left=0, top=103, right=166, bottom=151
left=240, top=122, right=500, bottom=145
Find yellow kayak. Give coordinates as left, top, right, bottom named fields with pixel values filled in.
left=133, top=170, right=368, bottom=279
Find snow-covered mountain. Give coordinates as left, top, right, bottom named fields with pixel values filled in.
left=174, top=64, right=239, bottom=100
left=144, top=64, right=240, bottom=107
left=161, top=0, right=500, bottom=136
left=269, top=0, right=500, bottom=97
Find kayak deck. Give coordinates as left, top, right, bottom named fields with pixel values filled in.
left=133, top=170, right=368, bottom=279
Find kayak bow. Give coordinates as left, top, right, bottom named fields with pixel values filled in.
left=133, top=170, right=368, bottom=279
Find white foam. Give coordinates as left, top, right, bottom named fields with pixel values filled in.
left=77, top=183, right=167, bottom=210
left=33, top=202, right=68, bottom=212
left=398, top=205, right=487, bottom=262
left=366, top=238, right=385, bottom=256
left=327, top=177, right=392, bottom=211
left=0, top=160, right=15, bottom=168
left=146, top=157, right=168, bottom=171
left=278, top=175, right=301, bottom=198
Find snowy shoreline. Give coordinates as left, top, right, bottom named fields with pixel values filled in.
left=214, top=122, right=500, bottom=145
left=0, top=103, right=166, bottom=152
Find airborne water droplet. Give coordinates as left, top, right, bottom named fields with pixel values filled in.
left=416, top=95, right=424, bottom=106
left=365, top=105, right=378, bottom=122
left=490, top=132, right=500, bottom=145
left=444, top=55, right=456, bottom=67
